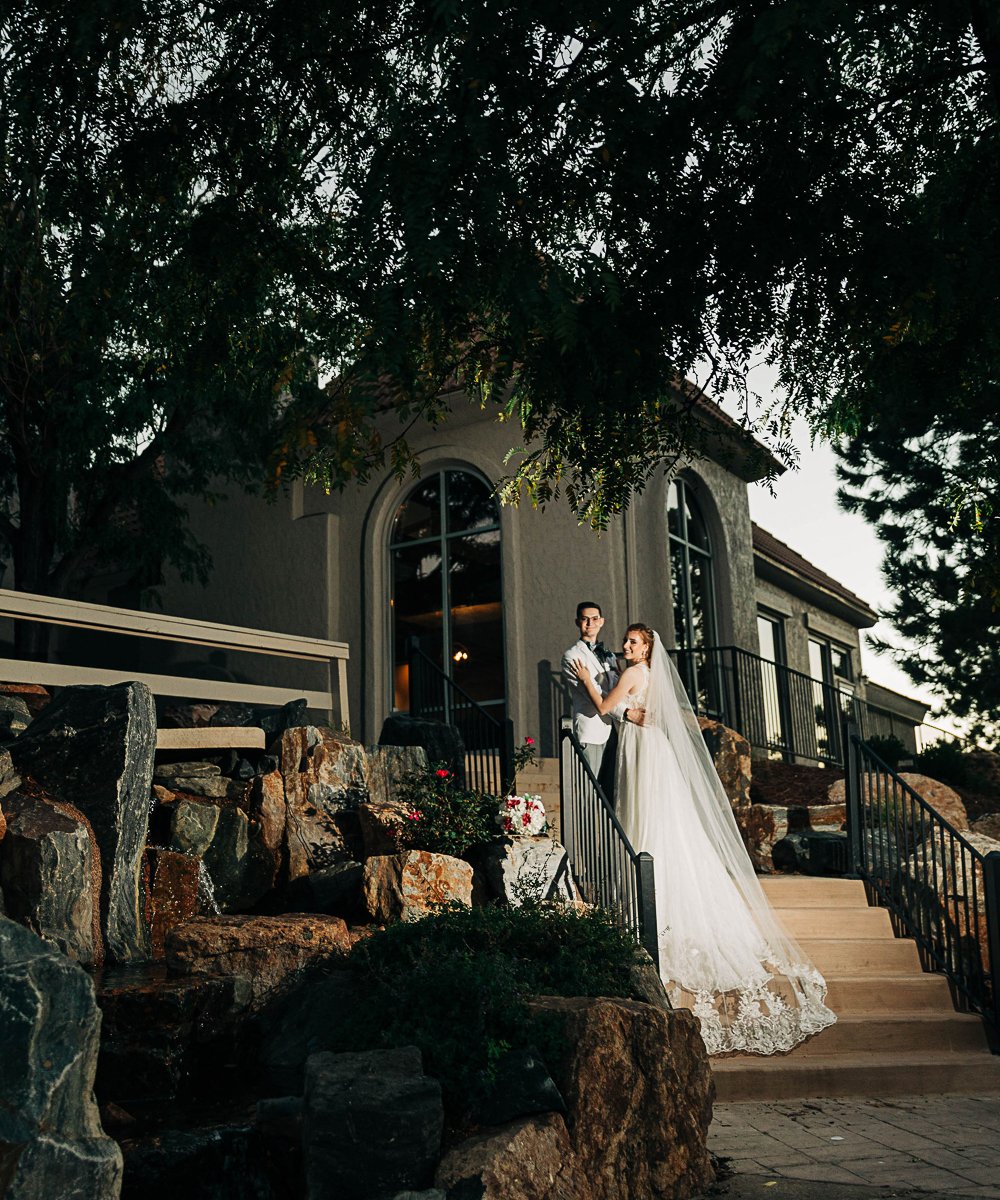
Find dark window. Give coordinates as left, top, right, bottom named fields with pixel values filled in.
left=756, top=610, right=789, bottom=753
left=390, top=469, right=505, bottom=716
left=668, top=479, right=720, bottom=713
left=808, top=635, right=855, bottom=760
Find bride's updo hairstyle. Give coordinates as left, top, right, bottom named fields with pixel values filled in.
left=625, top=623, right=655, bottom=661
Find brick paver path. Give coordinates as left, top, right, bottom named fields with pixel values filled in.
left=710, top=1096, right=1000, bottom=1197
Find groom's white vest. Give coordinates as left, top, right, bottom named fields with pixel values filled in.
left=562, top=639, right=619, bottom=745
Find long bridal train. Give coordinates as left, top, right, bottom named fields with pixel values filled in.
left=615, top=634, right=836, bottom=1056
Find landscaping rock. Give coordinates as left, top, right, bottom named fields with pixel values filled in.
left=288, top=860, right=364, bottom=916
left=257, top=970, right=361, bottom=1091
left=477, top=1048, right=567, bottom=1127
left=281, top=726, right=368, bottom=880
left=697, top=718, right=752, bottom=808
left=435, top=1113, right=585, bottom=1200
left=0, top=748, right=19, bottom=800
left=165, top=913, right=350, bottom=1010
left=146, top=849, right=202, bottom=960
left=527, top=995, right=715, bottom=1200
left=154, top=761, right=222, bottom=781
left=0, top=789, right=103, bottom=966
left=367, top=744, right=429, bottom=806
left=170, top=776, right=231, bottom=799
left=95, top=965, right=237, bottom=1107
left=363, top=851, right=473, bottom=922
left=378, top=713, right=466, bottom=781
left=12, top=682, right=156, bottom=962
left=248, top=769, right=285, bottom=873
left=772, top=830, right=849, bottom=876
left=258, top=697, right=308, bottom=744
left=0, top=694, right=31, bottom=737
left=118, top=1123, right=280, bottom=1200
left=169, top=797, right=220, bottom=857
left=628, top=948, right=674, bottom=1015
left=481, top=837, right=575, bottom=906
left=828, top=773, right=969, bottom=831
left=972, top=812, right=1000, bottom=841
left=733, top=803, right=801, bottom=873
left=0, top=682, right=50, bottom=717
left=805, top=802, right=846, bottom=831
left=303, top=1047, right=443, bottom=1200
left=0, top=915, right=123, bottom=1199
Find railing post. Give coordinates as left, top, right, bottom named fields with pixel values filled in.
left=501, top=716, right=516, bottom=796
left=845, top=721, right=863, bottom=878
left=559, top=716, right=575, bottom=867
left=729, top=647, right=744, bottom=738
left=983, top=852, right=1000, bottom=1032
left=637, top=852, right=659, bottom=970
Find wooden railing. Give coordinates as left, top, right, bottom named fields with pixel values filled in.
left=0, top=588, right=350, bottom=729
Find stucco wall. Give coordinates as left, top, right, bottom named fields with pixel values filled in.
left=156, top=406, right=764, bottom=746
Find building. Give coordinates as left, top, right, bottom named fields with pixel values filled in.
left=142, top=391, right=925, bottom=764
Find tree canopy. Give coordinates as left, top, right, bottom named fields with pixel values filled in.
left=1, top=2, right=998, bottom=665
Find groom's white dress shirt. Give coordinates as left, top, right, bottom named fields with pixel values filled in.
left=562, top=638, right=619, bottom=745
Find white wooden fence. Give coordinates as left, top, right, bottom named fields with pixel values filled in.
left=0, top=588, right=350, bottom=730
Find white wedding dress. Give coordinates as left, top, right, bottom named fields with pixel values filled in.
left=614, top=634, right=836, bottom=1055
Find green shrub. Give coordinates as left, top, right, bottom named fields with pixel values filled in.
left=866, top=733, right=908, bottom=769
left=330, top=903, right=643, bottom=1119
left=392, top=764, right=498, bottom=857
left=915, top=739, right=971, bottom=788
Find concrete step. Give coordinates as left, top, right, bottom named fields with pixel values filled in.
left=788, top=1013, right=988, bottom=1058
left=797, top=937, right=923, bottom=976
left=712, top=1049, right=1000, bottom=1102
left=822, top=973, right=956, bottom=1014
left=773, top=906, right=895, bottom=940
left=758, top=876, right=869, bottom=907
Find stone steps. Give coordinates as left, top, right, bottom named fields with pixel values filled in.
left=711, top=872, right=1000, bottom=1102
left=712, top=1051, right=1000, bottom=1102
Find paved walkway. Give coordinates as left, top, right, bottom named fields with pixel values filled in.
left=708, top=1096, right=1000, bottom=1198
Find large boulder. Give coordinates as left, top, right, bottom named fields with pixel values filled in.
left=828, top=773, right=969, bottom=831
left=168, top=798, right=276, bottom=913
left=0, top=789, right=103, bottom=966
left=363, top=851, right=473, bottom=922
left=358, top=745, right=430, bottom=856
left=528, top=996, right=714, bottom=1200
left=481, top=837, right=576, bottom=906
left=303, top=1047, right=443, bottom=1200
left=117, top=1123, right=279, bottom=1200
left=12, top=683, right=156, bottom=962
left=164, top=913, right=350, bottom=1010
left=436, top=1113, right=586, bottom=1200
left=731, top=804, right=804, bottom=874
left=0, top=915, right=123, bottom=1199
left=95, top=966, right=237, bottom=1108
left=378, top=714, right=465, bottom=781
left=280, top=727, right=368, bottom=880
left=697, top=719, right=751, bottom=808
left=257, top=970, right=361, bottom=1091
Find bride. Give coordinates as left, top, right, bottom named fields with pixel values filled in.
left=571, top=623, right=836, bottom=1055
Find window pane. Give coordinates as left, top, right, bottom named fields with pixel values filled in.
left=667, top=481, right=683, bottom=538
left=808, top=639, right=827, bottom=682
left=446, top=470, right=499, bottom=534
left=671, top=546, right=689, bottom=649
left=449, top=530, right=504, bottom=705
left=684, top=492, right=711, bottom=553
left=831, top=645, right=853, bottom=681
left=757, top=615, right=777, bottom=662
left=688, top=554, right=716, bottom=648
left=391, top=476, right=441, bottom=543
left=392, top=544, right=444, bottom=686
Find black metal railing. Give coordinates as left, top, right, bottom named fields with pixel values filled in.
left=407, top=638, right=516, bottom=795
left=845, top=723, right=1000, bottom=1033
left=559, top=718, right=658, bottom=966
left=673, top=645, right=868, bottom=768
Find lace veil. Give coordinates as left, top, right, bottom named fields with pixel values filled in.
left=637, top=631, right=836, bottom=1054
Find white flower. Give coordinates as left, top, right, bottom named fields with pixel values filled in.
left=499, top=792, right=548, bottom=837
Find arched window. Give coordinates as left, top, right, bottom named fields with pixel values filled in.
left=668, top=478, right=720, bottom=711
left=390, top=468, right=505, bottom=715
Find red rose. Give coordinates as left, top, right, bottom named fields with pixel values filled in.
left=525, top=736, right=535, bottom=745
left=522, top=813, right=531, bottom=825
left=435, top=768, right=450, bottom=778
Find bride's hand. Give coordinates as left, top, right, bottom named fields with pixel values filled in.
left=626, top=707, right=647, bottom=726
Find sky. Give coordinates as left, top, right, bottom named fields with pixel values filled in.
left=741, top=414, right=942, bottom=719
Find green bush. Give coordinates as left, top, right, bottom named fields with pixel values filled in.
left=330, top=902, right=643, bottom=1119
left=392, top=764, right=498, bottom=857
left=915, top=739, right=971, bottom=788
left=866, top=733, right=908, bottom=769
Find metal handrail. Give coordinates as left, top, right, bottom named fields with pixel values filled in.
left=407, top=637, right=515, bottom=795
left=845, top=722, right=1000, bottom=1033
left=559, top=718, right=658, bottom=967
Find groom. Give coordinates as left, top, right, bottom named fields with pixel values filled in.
left=562, top=601, right=619, bottom=795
